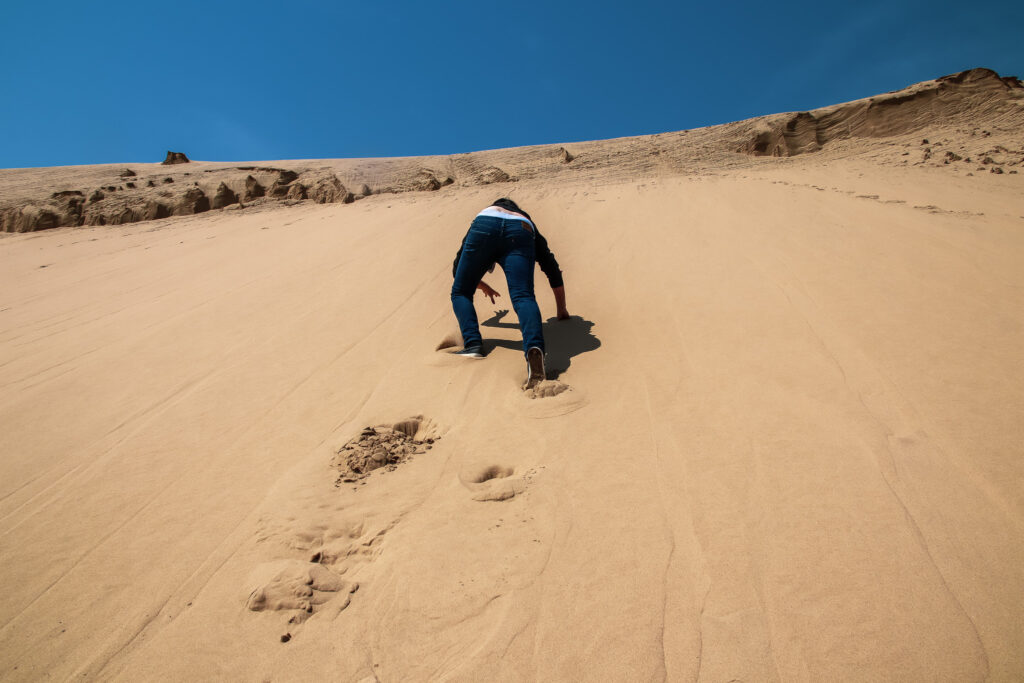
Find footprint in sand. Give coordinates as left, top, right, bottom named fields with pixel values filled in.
left=460, top=464, right=526, bottom=502
left=332, top=416, right=442, bottom=486
left=246, top=523, right=380, bottom=641
left=246, top=560, right=359, bottom=627
left=434, top=333, right=460, bottom=351
left=524, top=379, right=570, bottom=399
left=510, top=379, right=587, bottom=418
left=425, top=332, right=479, bottom=366
left=247, top=415, right=444, bottom=641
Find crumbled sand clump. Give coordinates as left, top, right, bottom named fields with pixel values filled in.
left=334, top=423, right=437, bottom=483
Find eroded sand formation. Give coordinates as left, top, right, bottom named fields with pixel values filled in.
left=3, top=68, right=1020, bottom=234
left=1, top=68, right=1023, bottom=681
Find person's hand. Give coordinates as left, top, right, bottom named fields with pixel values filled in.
left=478, top=282, right=501, bottom=304
left=556, top=307, right=571, bottom=320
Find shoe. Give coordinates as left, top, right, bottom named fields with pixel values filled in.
left=523, top=347, right=546, bottom=390
left=453, top=345, right=485, bottom=358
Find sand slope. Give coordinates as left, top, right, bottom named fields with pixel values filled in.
left=1, top=71, right=1023, bottom=681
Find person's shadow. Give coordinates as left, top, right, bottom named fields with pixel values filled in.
left=481, top=309, right=601, bottom=380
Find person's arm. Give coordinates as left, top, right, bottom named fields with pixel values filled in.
left=552, top=285, right=569, bottom=320
left=534, top=229, right=570, bottom=319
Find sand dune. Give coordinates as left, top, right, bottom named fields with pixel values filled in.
left=1, top=69, right=1023, bottom=681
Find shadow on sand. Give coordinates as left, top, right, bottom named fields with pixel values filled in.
left=481, top=310, right=601, bottom=380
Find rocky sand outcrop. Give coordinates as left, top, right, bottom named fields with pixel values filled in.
left=2, top=68, right=1022, bottom=233
left=737, top=68, right=1023, bottom=157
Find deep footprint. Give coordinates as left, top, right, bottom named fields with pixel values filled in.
left=467, top=465, right=515, bottom=483
left=524, top=379, right=570, bottom=399
left=460, top=464, right=524, bottom=502
left=434, top=333, right=460, bottom=351
left=333, top=416, right=441, bottom=484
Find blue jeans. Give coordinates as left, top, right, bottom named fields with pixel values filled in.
left=451, top=216, right=544, bottom=356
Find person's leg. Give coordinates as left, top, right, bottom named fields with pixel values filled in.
left=497, top=221, right=544, bottom=356
left=451, top=219, right=499, bottom=350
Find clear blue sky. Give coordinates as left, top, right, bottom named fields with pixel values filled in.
left=1, top=0, right=1021, bottom=168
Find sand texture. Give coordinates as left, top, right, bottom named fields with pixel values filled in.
left=1, top=68, right=1023, bottom=680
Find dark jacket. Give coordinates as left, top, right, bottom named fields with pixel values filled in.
left=452, top=221, right=564, bottom=289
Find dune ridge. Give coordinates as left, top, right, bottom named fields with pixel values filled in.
left=1, top=68, right=1023, bottom=681
left=2, top=68, right=1021, bottom=232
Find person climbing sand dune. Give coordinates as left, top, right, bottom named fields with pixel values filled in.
left=450, top=198, right=569, bottom=390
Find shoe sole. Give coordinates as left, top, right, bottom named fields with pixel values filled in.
left=453, top=349, right=485, bottom=359
left=523, top=347, right=546, bottom=390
